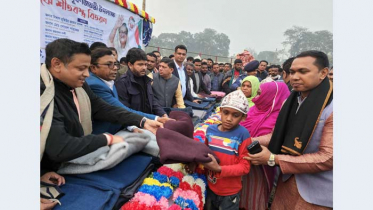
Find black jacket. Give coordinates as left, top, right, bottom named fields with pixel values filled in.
left=115, top=69, right=166, bottom=116
left=191, top=71, right=211, bottom=95
left=172, top=65, right=194, bottom=101
left=40, top=78, right=143, bottom=172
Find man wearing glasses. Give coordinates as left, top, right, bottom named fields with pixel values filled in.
left=86, top=47, right=169, bottom=135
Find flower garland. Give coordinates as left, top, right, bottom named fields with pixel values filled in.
left=121, top=164, right=207, bottom=210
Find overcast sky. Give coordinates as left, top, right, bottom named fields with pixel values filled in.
left=130, top=0, right=332, bottom=56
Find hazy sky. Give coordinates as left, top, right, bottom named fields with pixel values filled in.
left=130, top=0, right=332, bottom=56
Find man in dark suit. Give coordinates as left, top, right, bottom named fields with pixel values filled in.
left=87, top=48, right=169, bottom=134
left=191, top=58, right=211, bottom=96
left=172, top=45, right=194, bottom=102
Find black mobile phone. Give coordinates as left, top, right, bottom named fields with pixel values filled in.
left=247, top=141, right=262, bottom=154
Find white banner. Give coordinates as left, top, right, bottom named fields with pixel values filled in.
left=40, top=0, right=143, bottom=63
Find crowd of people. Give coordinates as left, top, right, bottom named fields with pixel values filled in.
left=40, top=38, right=333, bottom=210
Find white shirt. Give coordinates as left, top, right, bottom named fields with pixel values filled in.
left=189, top=78, right=198, bottom=98
left=174, top=60, right=186, bottom=98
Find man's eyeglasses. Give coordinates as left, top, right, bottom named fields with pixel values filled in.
left=95, top=62, right=120, bottom=69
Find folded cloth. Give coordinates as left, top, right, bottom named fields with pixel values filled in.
left=192, top=110, right=207, bottom=119
left=54, top=176, right=120, bottom=210
left=57, top=133, right=150, bottom=174
left=156, top=128, right=220, bottom=164
left=164, top=111, right=194, bottom=138
left=210, top=91, right=226, bottom=97
left=113, top=162, right=155, bottom=210
left=116, top=129, right=159, bottom=157
left=55, top=154, right=153, bottom=210
left=163, top=107, right=194, bottom=118
left=185, top=100, right=210, bottom=110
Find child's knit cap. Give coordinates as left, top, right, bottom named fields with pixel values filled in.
left=220, top=90, right=249, bottom=114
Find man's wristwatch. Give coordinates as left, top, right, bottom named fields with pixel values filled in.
left=267, top=153, right=275, bottom=167
left=139, top=117, right=147, bottom=128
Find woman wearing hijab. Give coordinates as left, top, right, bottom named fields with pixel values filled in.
left=240, top=76, right=260, bottom=108
left=239, top=81, right=290, bottom=210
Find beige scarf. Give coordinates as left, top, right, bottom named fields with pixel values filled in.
left=40, top=64, right=92, bottom=161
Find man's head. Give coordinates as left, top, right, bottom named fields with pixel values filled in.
left=220, top=90, right=249, bottom=131
left=126, top=47, right=147, bottom=77
left=234, top=59, right=243, bottom=72
left=244, top=60, right=260, bottom=76
left=174, top=45, right=187, bottom=65
left=328, top=66, right=333, bottom=82
left=45, top=38, right=91, bottom=88
left=90, top=48, right=119, bottom=81
left=193, top=59, right=202, bottom=72
left=207, top=58, right=213, bottom=68
left=282, top=57, right=295, bottom=83
left=187, top=56, right=194, bottom=63
left=108, top=47, right=118, bottom=60
left=201, top=62, right=208, bottom=74
left=290, top=50, right=329, bottom=96
left=169, top=54, right=175, bottom=60
left=224, top=63, right=232, bottom=73
left=212, top=63, right=220, bottom=74
left=146, top=52, right=157, bottom=70
left=119, top=23, right=128, bottom=46
left=269, top=65, right=279, bottom=77
left=201, top=58, right=208, bottom=63
left=219, top=63, right=224, bottom=72
left=89, top=42, right=107, bottom=51
left=185, top=62, right=194, bottom=77
left=158, top=57, right=175, bottom=79
left=258, top=60, right=268, bottom=72
left=152, top=51, right=161, bottom=62
left=120, top=57, right=127, bottom=66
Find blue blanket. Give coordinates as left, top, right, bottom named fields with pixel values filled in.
left=55, top=153, right=152, bottom=210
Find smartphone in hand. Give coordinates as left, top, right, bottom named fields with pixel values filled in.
left=247, top=141, right=262, bottom=154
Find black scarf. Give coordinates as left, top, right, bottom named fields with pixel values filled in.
left=268, top=77, right=333, bottom=155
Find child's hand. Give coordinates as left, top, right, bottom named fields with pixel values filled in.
left=202, top=154, right=221, bottom=172
left=185, top=162, right=197, bottom=174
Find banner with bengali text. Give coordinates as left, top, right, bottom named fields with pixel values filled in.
left=40, top=0, right=144, bottom=63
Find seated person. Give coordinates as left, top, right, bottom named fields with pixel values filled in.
left=149, top=57, right=186, bottom=108
left=85, top=47, right=169, bottom=134
left=230, top=60, right=260, bottom=91
left=115, top=48, right=167, bottom=117
left=210, top=63, right=224, bottom=92
left=40, top=38, right=162, bottom=173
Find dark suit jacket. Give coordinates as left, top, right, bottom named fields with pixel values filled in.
left=172, top=63, right=194, bottom=101
left=191, top=71, right=211, bottom=95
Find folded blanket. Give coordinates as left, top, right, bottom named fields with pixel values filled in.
left=157, top=128, right=220, bottom=164
left=113, top=162, right=155, bottom=210
left=185, top=100, right=210, bottom=110
left=57, top=133, right=150, bottom=174
left=116, top=129, right=159, bottom=157
left=164, top=111, right=194, bottom=138
left=55, top=154, right=153, bottom=210
left=54, top=176, right=120, bottom=210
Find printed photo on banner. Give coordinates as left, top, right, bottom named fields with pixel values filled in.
left=40, top=0, right=144, bottom=63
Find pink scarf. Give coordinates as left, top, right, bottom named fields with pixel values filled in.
left=240, top=81, right=290, bottom=137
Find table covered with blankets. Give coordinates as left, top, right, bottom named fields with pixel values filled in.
left=52, top=100, right=221, bottom=210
